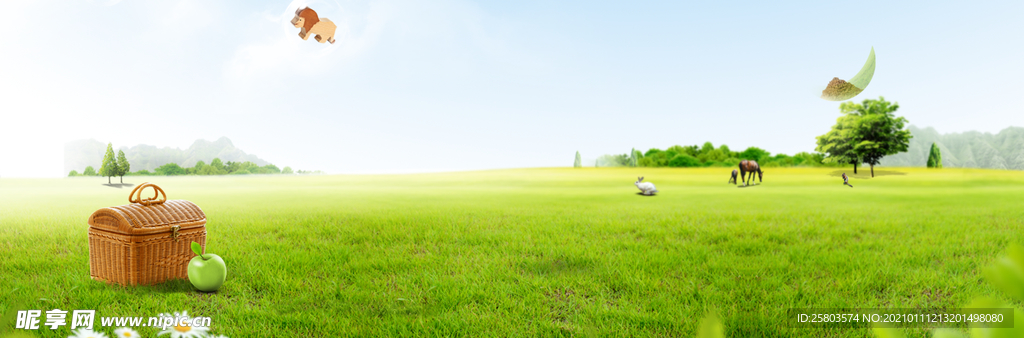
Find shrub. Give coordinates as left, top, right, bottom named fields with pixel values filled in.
left=668, top=154, right=701, bottom=167
left=739, top=147, right=770, bottom=162
left=262, top=164, right=281, bottom=174
left=155, top=163, right=186, bottom=176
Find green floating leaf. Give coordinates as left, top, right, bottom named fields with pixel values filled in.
left=697, top=311, right=725, bottom=338
left=871, top=322, right=906, bottom=338
left=965, top=298, right=1024, bottom=338
left=930, top=329, right=966, bottom=338
left=968, top=313, right=1024, bottom=338
left=191, top=241, right=203, bottom=258
left=0, top=332, right=44, bottom=338
left=983, top=245, right=1024, bottom=302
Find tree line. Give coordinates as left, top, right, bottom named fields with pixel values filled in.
left=584, top=144, right=837, bottom=169
left=68, top=143, right=312, bottom=179
left=583, top=97, right=914, bottom=175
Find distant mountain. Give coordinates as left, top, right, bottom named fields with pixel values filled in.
left=880, top=125, right=1024, bottom=170
left=65, top=137, right=271, bottom=173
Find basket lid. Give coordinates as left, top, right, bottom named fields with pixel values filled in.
left=89, top=182, right=206, bottom=236
left=89, top=200, right=206, bottom=235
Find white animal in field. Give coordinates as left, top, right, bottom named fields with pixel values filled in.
left=635, top=176, right=658, bottom=195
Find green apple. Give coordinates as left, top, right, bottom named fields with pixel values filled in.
left=187, top=242, right=226, bottom=292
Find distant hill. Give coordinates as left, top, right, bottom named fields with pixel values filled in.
left=65, top=137, right=271, bottom=173
left=880, top=126, right=1024, bottom=170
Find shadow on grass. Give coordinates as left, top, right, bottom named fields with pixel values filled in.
left=102, top=183, right=135, bottom=189
left=828, top=170, right=906, bottom=179
left=146, top=279, right=197, bottom=294
left=521, top=256, right=593, bottom=276
left=635, top=192, right=657, bottom=196
left=737, top=183, right=760, bottom=188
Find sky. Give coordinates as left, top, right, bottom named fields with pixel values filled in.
left=0, top=0, right=1021, bottom=177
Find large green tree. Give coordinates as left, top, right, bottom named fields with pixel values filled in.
left=816, top=97, right=911, bottom=176
left=842, top=97, right=912, bottom=177
left=116, top=150, right=130, bottom=183
left=816, top=113, right=863, bottom=173
left=99, top=143, right=119, bottom=184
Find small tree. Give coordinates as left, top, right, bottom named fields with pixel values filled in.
left=573, top=151, right=582, bottom=168
left=99, top=143, right=119, bottom=184
left=83, top=166, right=97, bottom=176
left=629, top=148, right=639, bottom=167
left=699, top=142, right=715, bottom=155
left=282, top=166, right=294, bottom=174
left=261, top=164, right=281, bottom=174
left=739, top=147, right=771, bottom=164
left=116, top=150, right=130, bottom=183
left=194, top=160, right=207, bottom=172
left=68, top=170, right=79, bottom=177
left=210, top=158, right=225, bottom=173
left=926, top=142, right=942, bottom=168
left=816, top=114, right=862, bottom=173
left=224, top=161, right=242, bottom=173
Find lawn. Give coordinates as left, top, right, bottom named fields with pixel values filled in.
left=1, top=167, right=1023, bottom=337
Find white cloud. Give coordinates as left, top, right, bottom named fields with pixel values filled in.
left=222, top=0, right=368, bottom=85
left=86, top=0, right=123, bottom=6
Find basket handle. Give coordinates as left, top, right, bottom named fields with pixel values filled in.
left=129, top=182, right=167, bottom=206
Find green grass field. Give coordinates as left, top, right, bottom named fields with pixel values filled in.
left=2, top=167, right=1023, bottom=337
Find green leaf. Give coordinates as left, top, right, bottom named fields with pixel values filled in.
left=697, top=311, right=725, bottom=338
left=191, top=241, right=203, bottom=258
left=964, top=298, right=1024, bottom=338
left=983, top=245, right=1024, bottom=302
left=871, top=322, right=906, bottom=338
left=931, top=329, right=966, bottom=338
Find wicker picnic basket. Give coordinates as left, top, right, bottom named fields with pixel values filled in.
left=87, top=183, right=206, bottom=286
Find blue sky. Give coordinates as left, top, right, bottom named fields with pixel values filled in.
left=1, top=0, right=1021, bottom=177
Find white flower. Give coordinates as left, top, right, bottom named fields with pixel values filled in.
left=68, top=328, right=108, bottom=338
left=156, top=310, right=209, bottom=338
left=113, top=327, right=140, bottom=338
left=158, top=311, right=190, bottom=320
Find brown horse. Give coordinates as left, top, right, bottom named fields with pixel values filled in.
left=739, top=160, right=763, bottom=186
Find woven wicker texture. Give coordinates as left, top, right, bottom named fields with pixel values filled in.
left=87, top=182, right=207, bottom=286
